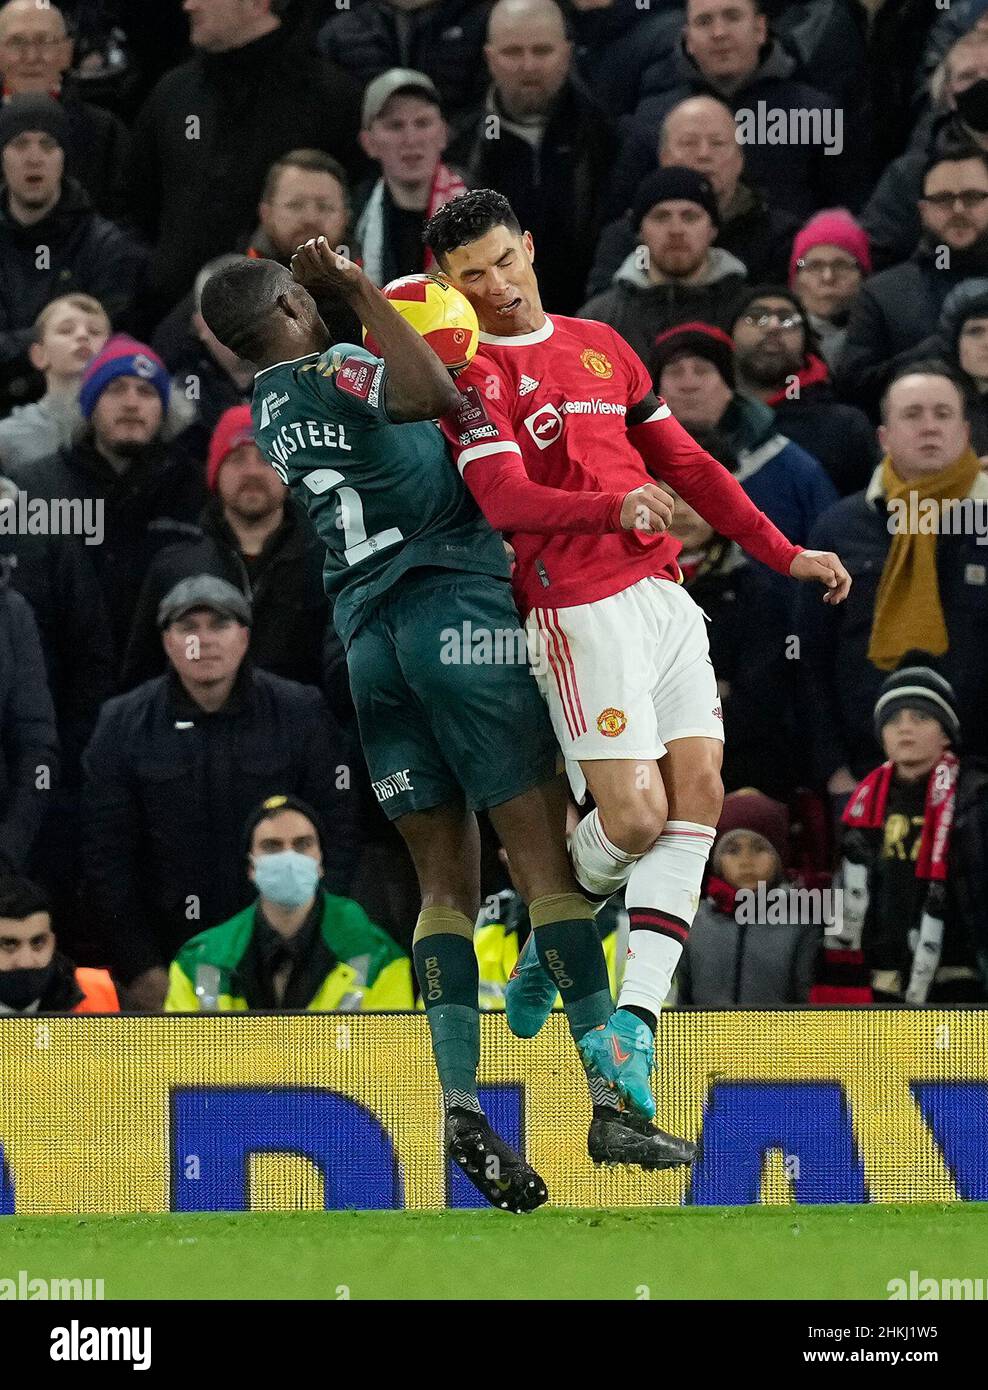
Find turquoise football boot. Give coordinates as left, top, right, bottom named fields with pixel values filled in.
left=577, top=1008, right=656, bottom=1120
left=503, top=931, right=558, bottom=1038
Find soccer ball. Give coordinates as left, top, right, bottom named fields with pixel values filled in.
left=364, top=274, right=479, bottom=370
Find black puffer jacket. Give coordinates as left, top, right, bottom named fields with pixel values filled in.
left=0, top=571, right=59, bottom=871
left=122, top=496, right=332, bottom=694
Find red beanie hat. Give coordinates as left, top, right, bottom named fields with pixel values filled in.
left=207, top=405, right=255, bottom=491
left=716, top=789, right=790, bottom=866
left=789, top=209, right=871, bottom=287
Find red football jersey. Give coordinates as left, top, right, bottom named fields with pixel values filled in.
left=442, top=315, right=800, bottom=615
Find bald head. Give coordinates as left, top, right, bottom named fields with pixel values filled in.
left=660, top=95, right=743, bottom=205
left=0, top=0, right=71, bottom=95
left=486, top=0, right=571, bottom=119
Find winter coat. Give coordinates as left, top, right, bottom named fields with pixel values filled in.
left=578, top=246, right=748, bottom=367
left=126, top=24, right=362, bottom=318
left=447, top=79, right=618, bottom=316
left=567, top=1, right=683, bottom=117
left=122, top=496, right=332, bottom=693
left=0, top=517, right=113, bottom=780
left=834, top=241, right=988, bottom=416
left=8, top=438, right=209, bottom=668
left=797, top=466, right=988, bottom=782
left=718, top=394, right=839, bottom=555
left=317, top=0, right=490, bottom=121
left=56, top=87, right=132, bottom=221
left=0, top=571, right=59, bottom=871
left=0, top=177, right=146, bottom=411
left=0, top=393, right=84, bottom=472
left=82, top=666, right=361, bottom=982
left=586, top=184, right=797, bottom=298
left=611, top=38, right=869, bottom=224
left=861, top=112, right=983, bottom=273
left=675, top=879, right=819, bottom=1005
left=764, top=357, right=879, bottom=497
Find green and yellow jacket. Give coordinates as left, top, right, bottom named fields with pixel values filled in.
left=166, top=891, right=413, bottom=1012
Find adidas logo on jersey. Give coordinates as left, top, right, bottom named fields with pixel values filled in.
left=519, top=375, right=540, bottom=396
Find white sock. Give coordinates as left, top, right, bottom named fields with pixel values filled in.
left=569, top=806, right=642, bottom=898
left=618, top=821, right=716, bottom=1018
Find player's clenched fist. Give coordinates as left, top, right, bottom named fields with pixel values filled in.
left=290, top=236, right=363, bottom=295
left=620, top=483, right=673, bottom=534
left=789, top=549, right=852, bottom=604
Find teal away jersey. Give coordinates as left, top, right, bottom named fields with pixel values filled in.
left=252, top=344, right=509, bottom=644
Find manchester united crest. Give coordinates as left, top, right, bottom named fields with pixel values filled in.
left=596, top=707, right=627, bottom=737
left=580, top=347, right=613, bottom=379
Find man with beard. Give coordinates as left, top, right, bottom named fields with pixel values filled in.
left=122, top=405, right=332, bottom=696
left=837, top=148, right=988, bottom=417
left=731, top=286, right=878, bottom=497
left=8, top=336, right=208, bottom=670
left=578, top=166, right=748, bottom=365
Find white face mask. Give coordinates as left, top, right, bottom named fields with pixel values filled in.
left=253, top=850, right=321, bottom=908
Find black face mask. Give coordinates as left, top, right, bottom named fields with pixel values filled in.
left=956, top=78, right=988, bottom=134
left=0, top=963, right=55, bottom=1011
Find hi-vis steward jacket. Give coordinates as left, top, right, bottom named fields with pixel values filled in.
left=165, top=891, right=413, bottom=1012
left=473, top=891, right=626, bottom=1011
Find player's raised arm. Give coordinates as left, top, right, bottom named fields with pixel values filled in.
left=441, top=381, right=673, bottom=536
left=626, top=391, right=851, bottom=604
left=290, top=238, right=461, bottom=423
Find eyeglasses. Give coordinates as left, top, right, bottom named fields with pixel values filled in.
left=921, top=189, right=988, bottom=209
left=272, top=199, right=345, bottom=216
left=0, top=34, right=66, bottom=53
left=795, top=257, right=860, bottom=279
left=740, top=311, right=804, bottom=331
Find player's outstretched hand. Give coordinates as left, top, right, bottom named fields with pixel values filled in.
left=620, top=483, right=673, bottom=534
left=290, top=236, right=363, bottom=295
left=790, top=549, right=852, bottom=604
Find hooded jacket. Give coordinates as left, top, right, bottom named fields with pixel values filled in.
left=610, top=37, right=868, bottom=224
left=578, top=245, right=748, bottom=368
left=797, top=465, right=988, bottom=782
left=586, top=184, right=798, bottom=298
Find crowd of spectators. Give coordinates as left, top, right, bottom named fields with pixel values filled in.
left=0, top=0, right=987, bottom=1015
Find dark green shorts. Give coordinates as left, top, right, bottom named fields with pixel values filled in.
left=346, top=570, right=559, bottom=820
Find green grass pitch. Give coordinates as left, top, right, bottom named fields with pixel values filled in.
left=1, top=1205, right=985, bottom=1299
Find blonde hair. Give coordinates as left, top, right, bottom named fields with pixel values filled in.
left=33, top=293, right=110, bottom=344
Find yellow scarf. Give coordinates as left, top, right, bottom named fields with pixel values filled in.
left=867, top=447, right=981, bottom=671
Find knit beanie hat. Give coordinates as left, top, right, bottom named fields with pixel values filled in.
left=653, top=321, right=736, bottom=389
left=873, top=655, right=961, bottom=746
left=79, top=335, right=170, bottom=419
left=207, top=405, right=256, bottom=491
left=788, top=208, right=871, bottom=286
left=938, top=278, right=988, bottom=358
left=0, top=94, right=67, bottom=150
left=632, top=166, right=720, bottom=231
left=716, top=789, right=790, bottom=866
